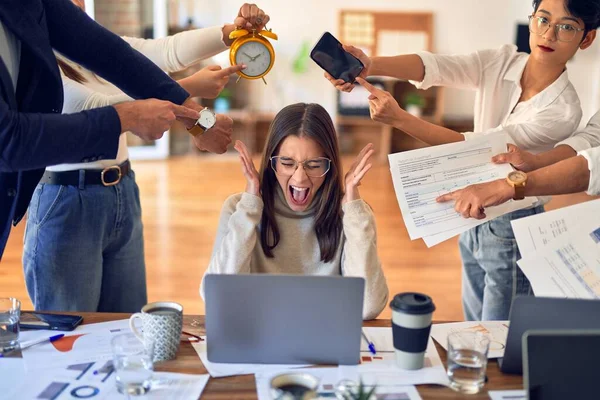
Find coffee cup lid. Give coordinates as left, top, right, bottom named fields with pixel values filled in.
left=389, top=292, right=435, bottom=315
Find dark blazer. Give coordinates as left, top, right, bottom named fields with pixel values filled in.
left=0, top=0, right=190, bottom=256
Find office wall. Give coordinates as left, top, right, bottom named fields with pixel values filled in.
left=192, top=0, right=600, bottom=127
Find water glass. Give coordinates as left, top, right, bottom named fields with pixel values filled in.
left=447, top=331, right=490, bottom=394
left=111, top=333, right=155, bottom=397
left=0, top=298, right=21, bottom=354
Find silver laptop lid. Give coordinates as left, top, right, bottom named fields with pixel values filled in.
left=205, top=274, right=365, bottom=365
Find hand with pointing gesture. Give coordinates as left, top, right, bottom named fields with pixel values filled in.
left=356, top=77, right=408, bottom=128
left=435, top=179, right=515, bottom=219
left=181, top=64, right=247, bottom=99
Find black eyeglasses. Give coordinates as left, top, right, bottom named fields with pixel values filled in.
left=270, top=156, right=331, bottom=178
left=528, top=15, right=584, bottom=43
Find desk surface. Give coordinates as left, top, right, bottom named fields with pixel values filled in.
left=78, top=313, right=523, bottom=399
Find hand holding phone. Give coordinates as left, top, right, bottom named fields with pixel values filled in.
left=310, top=32, right=365, bottom=83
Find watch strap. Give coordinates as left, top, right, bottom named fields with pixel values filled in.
left=188, top=123, right=206, bottom=137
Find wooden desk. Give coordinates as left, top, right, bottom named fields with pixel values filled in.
left=79, top=313, right=523, bottom=399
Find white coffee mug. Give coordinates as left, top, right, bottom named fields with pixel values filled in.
left=129, top=301, right=183, bottom=362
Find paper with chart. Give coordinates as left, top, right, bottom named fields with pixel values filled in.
left=20, top=320, right=133, bottom=370
left=338, top=327, right=450, bottom=387
left=511, top=199, right=600, bottom=258
left=8, top=357, right=209, bottom=400
left=191, top=339, right=310, bottom=378
left=430, top=321, right=509, bottom=359
left=517, top=229, right=600, bottom=298
left=388, top=134, right=536, bottom=242
left=255, top=367, right=423, bottom=400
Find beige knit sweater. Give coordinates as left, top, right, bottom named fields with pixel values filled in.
left=200, top=188, right=389, bottom=320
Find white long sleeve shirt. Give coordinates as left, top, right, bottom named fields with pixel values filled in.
left=0, top=20, right=21, bottom=93
left=410, top=44, right=582, bottom=154
left=47, top=26, right=228, bottom=172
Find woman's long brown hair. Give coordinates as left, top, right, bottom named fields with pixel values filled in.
left=56, top=57, right=87, bottom=84
left=258, top=103, right=344, bottom=262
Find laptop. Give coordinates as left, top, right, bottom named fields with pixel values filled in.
left=204, top=274, right=365, bottom=365
left=523, top=329, right=600, bottom=400
left=499, top=296, right=600, bottom=375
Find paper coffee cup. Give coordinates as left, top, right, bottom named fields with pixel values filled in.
left=389, top=292, right=435, bottom=370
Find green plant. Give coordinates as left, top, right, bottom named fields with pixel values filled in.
left=337, top=380, right=377, bottom=400
left=217, top=87, right=233, bottom=100
left=403, top=92, right=426, bottom=108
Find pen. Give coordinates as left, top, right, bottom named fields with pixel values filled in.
left=20, top=333, right=64, bottom=350
left=361, top=330, right=377, bottom=355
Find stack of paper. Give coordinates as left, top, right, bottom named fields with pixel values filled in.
left=191, top=339, right=309, bottom=377
left=388, top=134, right=537, bottom=247
left=511, top=199, right=600, bottom=298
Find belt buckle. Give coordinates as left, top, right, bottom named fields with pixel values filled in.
left=101, top=166, right=122, bottom=186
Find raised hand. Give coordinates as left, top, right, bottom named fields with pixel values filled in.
left=435, top=179, right=515, bottom=219
left=492, top=143, right=539, bottom=172
left=181, top=64, right=246, bottom=99
left=356, top=77, right=407, bottom=128
left=234, top=140, right=260, bottom=197
left=114, top=99, right=199, bottom=141
left=193, top=113, right=233, bottom=154
left=343, top=143, right=375, bottom=204
left=235, top=3, right=270, bottom=31
left=324, top=44, right=371, bottom=92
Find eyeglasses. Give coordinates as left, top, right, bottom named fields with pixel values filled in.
left=270, top=156, right=331, bottom=178
left=528, top=15, right=585, bottom=43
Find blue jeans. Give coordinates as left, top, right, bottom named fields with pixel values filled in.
left=459, top=206, right=544, bottom=321
left=23, top=170, right=147, bottom=312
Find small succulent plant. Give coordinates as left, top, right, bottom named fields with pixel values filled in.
left=335, top=380, right=377, bottom=400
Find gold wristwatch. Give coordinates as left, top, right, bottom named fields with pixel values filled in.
left=506, top=171, right=528, bottom=200
left=187, top=107, right=216, bottom=137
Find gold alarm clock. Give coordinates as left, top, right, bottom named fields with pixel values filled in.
left=229, top=27, right=278, bottom=84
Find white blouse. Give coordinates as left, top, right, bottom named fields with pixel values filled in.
left=48, top=25, right=228, bottom=171
left=410, top=44, right=582, bottom=154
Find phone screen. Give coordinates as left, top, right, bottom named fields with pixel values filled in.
left=310, top=32, right=364, bottom=83
left=20, top=312, right=83, bottom=331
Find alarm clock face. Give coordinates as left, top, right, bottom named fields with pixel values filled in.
left=235, top=40, right=272, bottom=77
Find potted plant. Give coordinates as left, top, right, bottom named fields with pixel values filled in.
left=335, top=380, right=377, bottom=400
left=403, top=92, right=426, bottom=118
left=214, top=87, right=233, bottom=113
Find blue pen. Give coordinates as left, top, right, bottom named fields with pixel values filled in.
left=361, top=330, right=377, bottom=355
left=20, top=333, right=64, bottom=350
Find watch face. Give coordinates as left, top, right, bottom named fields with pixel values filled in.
left=235, top=41, right=271, bottom=77
left=199, top=109, right=216, bottom=129
left=508, top=170, right=527, bottom=184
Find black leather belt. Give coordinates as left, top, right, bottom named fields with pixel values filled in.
left=40, top=160, right=131, bottom=187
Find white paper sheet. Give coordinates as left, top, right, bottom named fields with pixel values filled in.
left=377, top=30, right=428, bottom=56
left=10, top=359, right=209, bottom=400
left=0, top=358, right=28, bottom=399
left=389, top=134, right=536, bottom=241
left=191, top=339, right=309, bottom=378
left=255, top=367, right=423, bottom=400
left=430, top=321, right=509, bottom=359
left=20, top=320, right=134, bottom=370
left=511, top=199, right=600, bottom=258
left=517, top=229, right=600, bottom=298
left=339, top=328, right=450, bottom=387
left=488, top=390, right=526, bottom=400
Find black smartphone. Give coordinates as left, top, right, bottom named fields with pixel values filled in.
left=310, top=31, right=364, bottom=83
left=19, top=311, right=83, bottom=331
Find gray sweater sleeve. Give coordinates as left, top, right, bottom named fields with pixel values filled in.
left=341, top=199, right=389, bottom=320
left=200, top=193, right=263, bottom=298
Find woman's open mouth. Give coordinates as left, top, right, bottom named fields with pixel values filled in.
left=538, top=45, right=555, bottom=52
left=289, top=185, right=310, bottom=206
